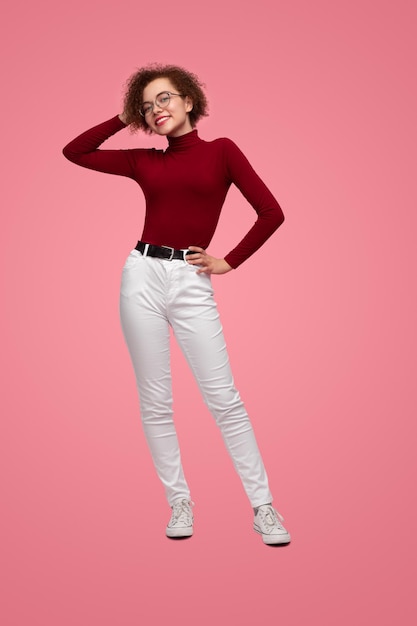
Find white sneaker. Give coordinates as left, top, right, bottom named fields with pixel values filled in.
left=254, top=505, right=291, bottom=545
left=166, top=498, right=194, bottom=538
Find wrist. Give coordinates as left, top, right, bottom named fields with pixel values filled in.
left=219, top=259, right=233, bottom=274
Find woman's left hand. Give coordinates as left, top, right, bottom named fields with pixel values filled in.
left=186, top=246, right=233, bottom=275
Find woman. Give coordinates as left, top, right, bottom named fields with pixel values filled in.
left=63, top=64, right=290, bottom=545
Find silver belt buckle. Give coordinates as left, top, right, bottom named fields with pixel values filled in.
left=161, top=245, right=175, bottom=261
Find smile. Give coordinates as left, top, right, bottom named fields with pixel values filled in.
left=155, top=116, right=170, bottom=126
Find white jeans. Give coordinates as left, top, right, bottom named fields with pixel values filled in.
left=119, top=248, right=273, bottom=508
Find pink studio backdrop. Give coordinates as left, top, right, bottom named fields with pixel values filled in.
left=2, top=1, right=416, bottom=625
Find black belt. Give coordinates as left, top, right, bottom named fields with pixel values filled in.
left=135, top=241, right=191, bottom=261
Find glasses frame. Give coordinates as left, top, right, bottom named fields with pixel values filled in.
left=139, top=91, right=184, bottom=117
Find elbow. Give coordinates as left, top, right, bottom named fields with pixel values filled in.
left=62, top=143, right=79, bottom=163
left=62, top=141, right=81, bottom=163
left=274, top=205, right=285, bottom=230
left=62, top=145, right=72, bottom=161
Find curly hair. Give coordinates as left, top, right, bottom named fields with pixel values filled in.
left=122, top=64, right=209, bottom=133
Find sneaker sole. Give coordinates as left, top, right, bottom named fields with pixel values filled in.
left=166, top=527, right=193, bottom=538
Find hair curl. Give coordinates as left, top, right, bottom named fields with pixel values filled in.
left=122, top=64, right=209, bottom=133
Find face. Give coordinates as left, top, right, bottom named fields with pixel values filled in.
left=142, top=77, right=194, bottom=137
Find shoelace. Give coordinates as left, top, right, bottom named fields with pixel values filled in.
left=258, top=505, right=285, bottom=529
left=170, top=499, right=194, bottom=525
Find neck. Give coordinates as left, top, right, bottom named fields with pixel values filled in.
left=168, top=123, right=194, bottom=138
left=166, top=128, right=201, bottom=151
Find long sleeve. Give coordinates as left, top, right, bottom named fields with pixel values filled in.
left=221, top=139, right=284, bottom=269
left=62, top=115, right=137, bottom=178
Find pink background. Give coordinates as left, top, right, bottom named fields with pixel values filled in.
left=2, top=0, right=416, bottom=624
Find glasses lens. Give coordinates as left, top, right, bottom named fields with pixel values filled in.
left=140, top=103, right=153, bottom=117
left=156, top=92, right=171, bottom=108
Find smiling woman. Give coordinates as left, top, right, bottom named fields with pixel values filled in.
left=139, top=78, right=194, bottom=137
left=122, top=63, right=208, bottom=133
left=62, top=63, right=289, bottom=546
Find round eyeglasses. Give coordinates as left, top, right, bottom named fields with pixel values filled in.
left=139, top=91, right=184, bottom=117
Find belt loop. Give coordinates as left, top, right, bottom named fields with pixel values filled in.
left=143, top=243, right=150, bottom=257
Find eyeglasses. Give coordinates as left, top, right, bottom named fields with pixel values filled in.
left=139, top=91, right=184, bottom=117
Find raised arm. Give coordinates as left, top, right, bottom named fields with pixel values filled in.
left=62, top=114, right=137, bottom=178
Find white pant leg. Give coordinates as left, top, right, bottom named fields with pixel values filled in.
left=119, top=250, right=191, bottom=506
left=167, top=261, right=273, bottom=508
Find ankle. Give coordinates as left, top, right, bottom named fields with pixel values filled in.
left=253, top=502, right=272, bottom=514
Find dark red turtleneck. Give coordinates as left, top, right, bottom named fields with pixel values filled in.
left=62, top=115, right=284, bottom=268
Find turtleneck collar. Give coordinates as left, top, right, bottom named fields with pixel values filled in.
left=166, top=129, right=201, bottom=152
